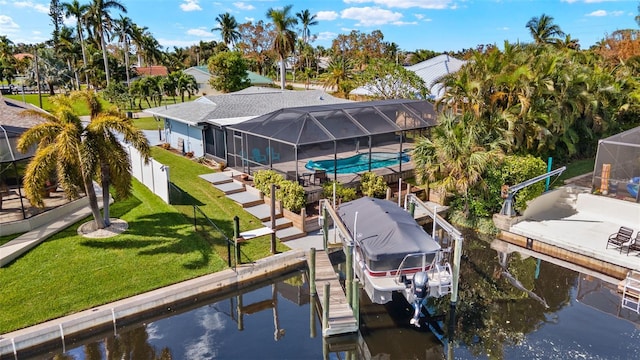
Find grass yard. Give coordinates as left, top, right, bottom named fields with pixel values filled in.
left=558, top=157, right=595, bottom=182
left=133, top=116, right=164, bottom=130
left=0, top=148, right=286, bottom=333
left=4, top=93, right=112, bottom=116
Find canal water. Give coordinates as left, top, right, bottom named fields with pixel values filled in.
left=37, top=232, right=640, bottom=359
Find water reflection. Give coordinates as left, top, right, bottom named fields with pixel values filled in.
left=37, top=230, right=640, bottom=360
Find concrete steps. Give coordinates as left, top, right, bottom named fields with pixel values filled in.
left=202, top=171, right=307, bottom=241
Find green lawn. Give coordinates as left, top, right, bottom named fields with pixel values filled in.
left=0, top=148, right=283, bottom=333
left=558, top=158, right=595, bottom=182
left=4, top=93, right=112, bottom=116
left=133, top=116, right=164, bottom=130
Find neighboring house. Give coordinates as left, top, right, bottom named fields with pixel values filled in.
left=183, top=66, right=274, bottom=96
left=351, top=54, right=467, bottom=100
left=144, top=86, right=351, bottom=160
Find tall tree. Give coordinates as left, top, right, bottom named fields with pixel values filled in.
left=49, top=0, right=64, bottom=49
left=62, top=0, right=90, bottom=87
left=526, top=13, right=565, bottom=45
left=85, top=0, right=127, bottom=86
left=296, top=9, right=317, bottom=45
left=237, top=20, right=273, bottom=75
left=208, top=51, right=251, bottom=93
left=212, top=12, right=240, bottom=48
left=267, top=4, right=298, bottom=89
left=113, top=15, right=135, bottom=86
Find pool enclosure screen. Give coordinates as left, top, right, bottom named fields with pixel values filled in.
left=592, top=126, right=640, bottom=202
left=226, top=99, right=437, bottom=180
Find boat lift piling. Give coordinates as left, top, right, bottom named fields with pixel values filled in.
left=405, top=194, right=464, bottom=343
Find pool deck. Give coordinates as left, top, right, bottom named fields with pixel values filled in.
left=494, top=184, right=640, bottom=281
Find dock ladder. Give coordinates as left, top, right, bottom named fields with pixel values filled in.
left=622, top=271, right=640, bottom=314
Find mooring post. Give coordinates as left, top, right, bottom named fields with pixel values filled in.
left=323, top=206, right=329, bottom=251
left=352, top=278, right=360, bottom=325
left=233, top=216, right=240, bottom=266
left=310, top=247, right=317, bottom=295
left=322, top=282, right=330, bottom=335
left=310, top=293, right=317, bottom=338
left=237, top=294, right=244, bottom=331
left=346, top=244, right=353, bottom=305
left=448, top=235, right=463, bottom=341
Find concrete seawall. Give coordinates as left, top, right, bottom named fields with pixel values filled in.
left=0, top=249, right=306, bottom=358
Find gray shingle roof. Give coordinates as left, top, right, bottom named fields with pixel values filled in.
left=145, top=86, right=351, bottom=126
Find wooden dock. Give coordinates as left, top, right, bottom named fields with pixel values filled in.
left=314, top=250, right=359, bottom=337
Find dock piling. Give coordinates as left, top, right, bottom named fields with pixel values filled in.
left=310, top=247, right=316, bottom=296
left=233, top=216, right=240, bottom=265
left=352, top=279, right=359, bottom=325
left=346, top=244, right=353, bottom=305
left=322, top=282, right=330, bottom=334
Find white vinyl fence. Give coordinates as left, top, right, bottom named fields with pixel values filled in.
left=127, top=145, right=170, bottom=203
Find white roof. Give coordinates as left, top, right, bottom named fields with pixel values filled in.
left=351, top=54, right=467, bottom=100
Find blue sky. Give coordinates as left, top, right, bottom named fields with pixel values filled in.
left=1, top=0, right=638, bottom=52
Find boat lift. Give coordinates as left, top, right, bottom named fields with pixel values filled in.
left=499, top=166, right=566, bottom=217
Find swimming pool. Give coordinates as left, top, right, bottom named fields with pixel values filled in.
left=305, top=152, right=410, bottom=174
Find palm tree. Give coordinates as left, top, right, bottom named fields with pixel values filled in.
left=296, top=9, right=317, bottom=45
left=62, top=0, right=90, bottom=87
left=526, top=13, right=565, bottom=45
left=412, top=111, right=505, bottom=212
left=17, top=95, right=106, bottom=229
left=318, top=55, right=355, bottom=97
left=72, top=90, right=150, bottom=226
left=113, top=15, right=135, bottom=86
left=267, top=4, right=298, bottom=89
left=85, top=0, right=127, bottom=87
left=212, top=12, right=240, bottom=48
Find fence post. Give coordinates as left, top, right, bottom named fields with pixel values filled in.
left=234, top=216, right=240, bottom=266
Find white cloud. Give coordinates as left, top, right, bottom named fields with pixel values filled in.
left=180, top=0, right=202, bottom=12
left=317, top=11, right=339, bottom=21
left=187, top=27, right=216, bottom=38
left=392, top=21, right=417, bottom=26
left=587, top=10, right=607, bottom=17
left=234, top=2, right=255, bottom=10
left=0, top=15, right=19, bottom=33
left=415, top=14, right=424, bottom=20
left=341, top=7, right=403, bottom=26
left=610, top=10, right=624, bottom=16
left=244, top=17, right=255, bottom=22
left=317, top=31, right=337, bottom=41
left=344, top=0, right=452, bottom=9
left=158, top=38, right=200, bottom=48
left=13, top=1, right=49, bottom=13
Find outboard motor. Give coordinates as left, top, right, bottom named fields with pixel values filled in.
left=410, top=271, right=429, bottom=327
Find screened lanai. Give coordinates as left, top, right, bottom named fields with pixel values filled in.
left=226, top=99, right=437, bottom=184
left=593, top=126, right=640, bottom=202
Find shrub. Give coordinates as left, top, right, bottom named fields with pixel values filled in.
left=253, top=170, right=284, bottom=197
left=464, top=155, right=547, bottom=217
left=277, top=181, right=306, bottom=213
left=161, top=143, right=171, bottom=150
left=322, top=181, right=358, bottom=203
left=253, top=170, right=306, bottom=213
left=360, top=172, right=388, bottom=198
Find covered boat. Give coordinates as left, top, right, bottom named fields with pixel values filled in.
left=337, top=197, right=452, bottom=311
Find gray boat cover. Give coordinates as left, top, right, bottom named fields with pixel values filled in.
left=338, top=197, right=440, bottom=264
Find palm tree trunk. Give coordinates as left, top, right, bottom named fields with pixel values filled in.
left=85, top=177, right=106, bottom=229
left=279, top=55, right=285, bottom=90
left=100, top=27, right=111, bottom=87
left=124, top=40, right=131, bottom=87
left=78, top=24, right=90, bottom=88
left=101, top=160, right=111, bottom=226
